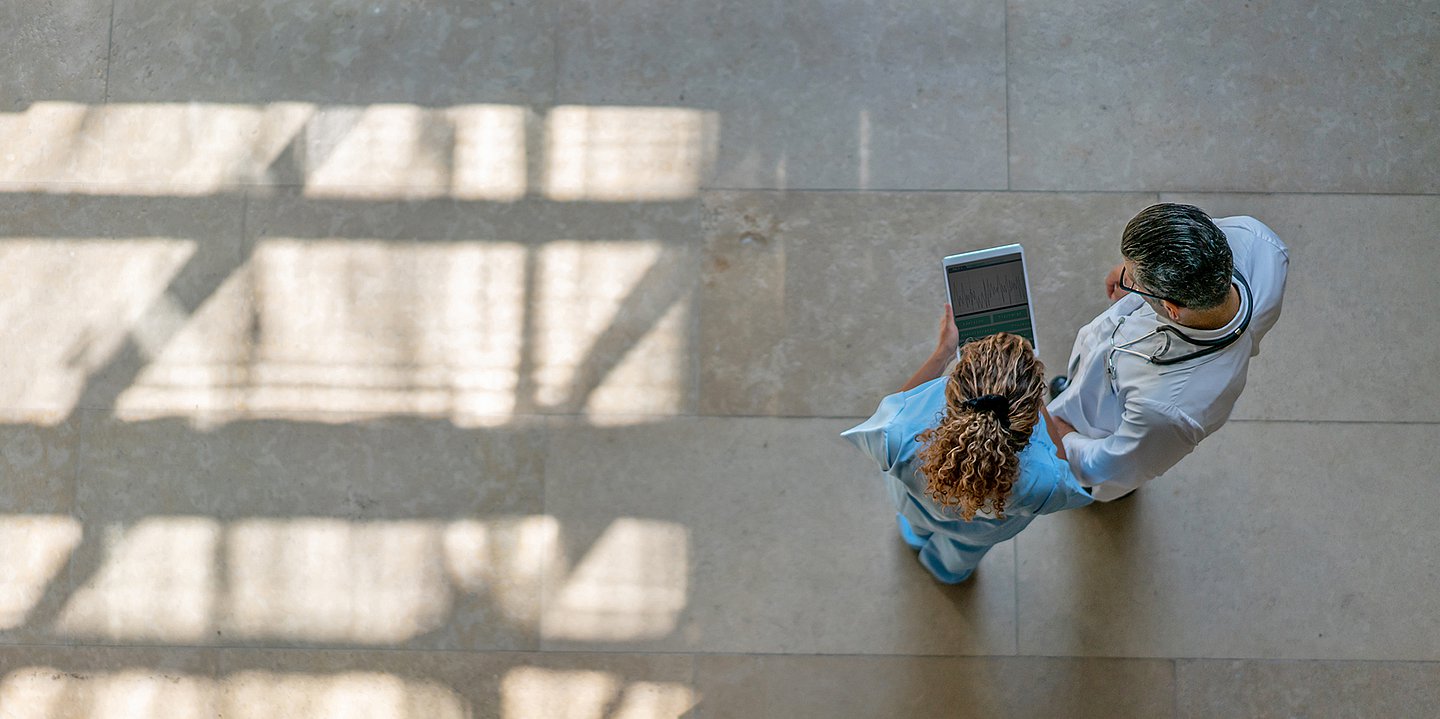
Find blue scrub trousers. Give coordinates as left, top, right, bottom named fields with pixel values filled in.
left=896, top=514, right=998, bottom=584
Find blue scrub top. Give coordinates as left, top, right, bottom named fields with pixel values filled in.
left=842, top=377, right=1092, bottom=545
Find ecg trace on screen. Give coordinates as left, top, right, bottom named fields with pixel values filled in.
left=947, top=261, right=1028, bottom=316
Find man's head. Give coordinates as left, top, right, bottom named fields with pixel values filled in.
left=1120, top=203, right=1233, bottom=312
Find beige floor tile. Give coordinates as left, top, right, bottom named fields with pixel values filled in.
left=1176, top=659, right=1440, bottom=719
left=67, top=412, right=546, bottom=650
left=0, top=420, right=77, bottom=513
left=1017, top=421, right=1440, bottom=660
left=88, top=101, right=546, bottom=199
left=0, top=646, right=696, bottom=719
left=244, top=193, right=700, bottom=420
left=1160, top=193, right=1440, bottom=423
left=699, top=190, right=1154, bottom=417
left=1008, top=1, right=1440, bottom=193
left=0, top=645, right=222, bottom=718
left=0, top=421, right=81, bottom=644
left=0, top=0, right=109, bottom=104
left=0, top=194, right=248, bottom=418
left=100, top=0, right=556, bottom=196
left=0, top=0, right=111, bottom=189
left=213, top=648, right=696, bottom=719
left=558, top=0, right=1007, bottom=191
left=693, top=654, right=1174, bottom=719
left=106, top=0, right=555, bottom=106
left=77, top=413, right=544, bottom=519
left=542, top=416, right=1017, bottom=655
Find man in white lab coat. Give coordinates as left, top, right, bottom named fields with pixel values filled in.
left=1048, top=203, right=1290, bottom=501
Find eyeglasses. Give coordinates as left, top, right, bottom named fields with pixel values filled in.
left=1118, top=266, right=1181, bottom=306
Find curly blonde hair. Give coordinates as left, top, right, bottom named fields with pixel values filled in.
left=915, top=333, right=1047, bottom=520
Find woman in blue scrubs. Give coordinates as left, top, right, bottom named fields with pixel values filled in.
left=842, top=305, right=1092, bottom=584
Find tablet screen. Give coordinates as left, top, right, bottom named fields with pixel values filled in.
left=946, top=254, right=1036, bottom=347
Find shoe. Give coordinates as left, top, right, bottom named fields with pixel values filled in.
left=1087, top=486, right=1138, bottom=503
left=917, top=550, right=974, bottom=584
left=1048, top=375, right=1069, bottom=400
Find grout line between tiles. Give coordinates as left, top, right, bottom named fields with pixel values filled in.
left=239, top=190, right=249, bottom=253
left=68, top=410, right=87, bottom=654
left=691, top=199, right=706, bottom=418
left=1012, top=534, right=1021, bottom=655
left=538, top=417, right=552, bottom=654
left=2, top=182, right=1439, bottom=198
left=684, top=414, right=1440, bottom=428
left=1003, top=0, right=1011, bottom=192
left=3, top=642, right=1438, bottom=666
left=1172, top=658, right=1180, bottom=718
left=699, top=188, right=1440, bottom=197
left=25, top=412, right=1440, bottom=426
left=102, top=0, right=117, bottom=104
left=550, top=0, right=561, bottom=107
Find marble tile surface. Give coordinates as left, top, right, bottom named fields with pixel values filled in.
left=0, top=645, right=222, bottom=718
left=693, top=655, right=1175, bottom=719
left=0, top=420, right=77, bottom=513
left=1176, top=660, right=1440, bottom=719
left=107, top=0, right=556, bottom=105
left=0, top=104, right=110, bottom=190
left=244, top=193, right=701, bottom=420
left=212, top=649, right=696, bottom=719
left=2, top=0, right=1438, bottom=707
left=0, top=194, right=248, bottom=418
left=90, top=100, right=543, bottom=198
left=0, top=421, right=80, bottom=644
left=558, top=0, right=1008, bottom=190
left=1160, top=193, right=1440, bottom=423
left=0, top=0, right=109, bottom=106
left=699, top=190, right=1154, bottom=417
left=77, top=414, right=544, bottom=520
left=68, top=413, right=547, bottom=650
left=1008, top=0, right=1440, bottom=192
left=0, top=646, right=696, bottom=719
left=1017, top=421, right=1440, bottom=660
left=542, top=416, right=1018, bottom=655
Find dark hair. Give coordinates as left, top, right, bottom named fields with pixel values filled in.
left=1120, top=203, right=1233, bottom=309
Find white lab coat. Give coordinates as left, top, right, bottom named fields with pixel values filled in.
left=1047, top=216, right=1290, bottom=501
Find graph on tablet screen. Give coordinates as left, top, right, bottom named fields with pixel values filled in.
left=946, top=255, right=1036, bottom=346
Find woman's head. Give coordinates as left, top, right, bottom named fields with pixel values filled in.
left=915, top=333, right=1047, bottom=520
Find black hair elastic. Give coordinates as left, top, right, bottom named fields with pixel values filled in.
left=962, top=394, right=1011, bottom=430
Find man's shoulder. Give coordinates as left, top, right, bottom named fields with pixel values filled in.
left=1216, top=215, right=1290, bottom=258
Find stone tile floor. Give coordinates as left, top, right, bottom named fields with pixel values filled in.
left=1, top=0, right=1437, bottom=716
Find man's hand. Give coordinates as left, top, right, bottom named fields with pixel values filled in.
left=1104, top=263, right=1128, bottom=301
left=936, top=302, right=960, bottom=359
left=1040, top=404, right=1074, bottom=461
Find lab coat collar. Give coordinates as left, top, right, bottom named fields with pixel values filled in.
left=1153, top=277, right=1251, bottom=343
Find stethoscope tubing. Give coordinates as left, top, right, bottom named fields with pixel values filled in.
left=1104, top=272, right=1254, bottom=388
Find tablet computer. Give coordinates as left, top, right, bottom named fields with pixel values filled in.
left=943, top=244, right=1038, bottom=354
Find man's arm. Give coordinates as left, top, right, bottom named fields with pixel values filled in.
left=1057, top=397, right=1204, bottom=499
left=900, top=303, right=959, bottom=392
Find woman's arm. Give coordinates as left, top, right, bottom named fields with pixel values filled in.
left=899, top=304, right=960, bottom=392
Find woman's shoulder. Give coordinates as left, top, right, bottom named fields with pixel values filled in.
left=1010, top=414, right=1071, bottom=505
left=841, top=377, right=950, bottom=472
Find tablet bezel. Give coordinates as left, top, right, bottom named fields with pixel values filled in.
left=942, top=243, right=1039, bottom=355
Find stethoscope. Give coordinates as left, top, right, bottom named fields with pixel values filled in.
left=1105, top=272, right=1253, bottom=387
